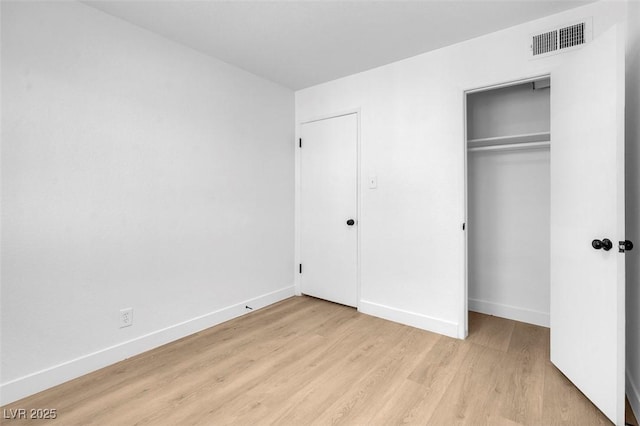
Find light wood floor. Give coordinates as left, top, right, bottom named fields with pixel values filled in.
left=2, top=296, right=636, bottom=425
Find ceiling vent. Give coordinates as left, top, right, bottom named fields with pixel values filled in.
left=530, top=18, right=592, bottom=59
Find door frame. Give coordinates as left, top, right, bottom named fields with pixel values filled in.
left=295, top=109, right=362, bottom=307
left=462, top=74, right=551, bottom=338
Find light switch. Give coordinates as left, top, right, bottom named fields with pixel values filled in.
left=368, top=175, right=377, bottom=189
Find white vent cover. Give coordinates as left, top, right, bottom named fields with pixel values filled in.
left=530, top=18, right=592, bottom=59
left=533, top=30, right=558, bottom=56
left=559, top=22, right=585, bottom=49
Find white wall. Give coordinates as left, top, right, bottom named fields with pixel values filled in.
left=0, top=1, right=294, bottom=404
left=295, top=2, right=626, bottom=339
left=466, top=82, right=551, bottom=140
left=625, top=0, right=640, bottom=419
left=468, top=148, right=550, bottom=326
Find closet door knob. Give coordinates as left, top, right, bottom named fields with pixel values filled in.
left=346, top=219, right=355, bottom=226
left=592, top=238, right=612, bottom=251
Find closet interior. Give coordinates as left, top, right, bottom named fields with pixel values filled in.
left=466, top=77, right=551, bottom=328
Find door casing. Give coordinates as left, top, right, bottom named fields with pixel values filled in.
left=462, top=74, right=551, bottom=338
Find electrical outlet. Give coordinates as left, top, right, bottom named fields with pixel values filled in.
left=119, top=308, right=133, bottom=328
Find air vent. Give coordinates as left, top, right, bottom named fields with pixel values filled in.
left=530, top=18, right=591, bottom=59
left=559, top=22, right=585, bottom=49
left=532, top=30, right=558, bottom=56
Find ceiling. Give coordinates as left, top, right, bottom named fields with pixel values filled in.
left=84, top=0, right=595, bottom=90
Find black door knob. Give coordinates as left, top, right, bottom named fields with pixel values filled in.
left=592, top=238, right=612, bottom=251
left=346, top=219, right=355, bottom=226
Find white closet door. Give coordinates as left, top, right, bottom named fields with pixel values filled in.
left=550, top=25, right=625, bottom=425
left=300, top=113, right=358, bottom=307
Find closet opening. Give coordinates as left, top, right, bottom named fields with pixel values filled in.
left=465, top=76, right=551, bottom=337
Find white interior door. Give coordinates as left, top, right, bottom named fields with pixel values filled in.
left=300, top=113, right=358, bottom=307
left=550, top=25, right=625, bottom=425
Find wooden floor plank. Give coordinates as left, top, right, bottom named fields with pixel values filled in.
left=487, top=350, right=545, bottom=425
left=262, top=317, right=415, bottom=425
left=485, top=321, right=548, bottom=425
left=2, top=297, right=627, bottom=426
left=507, top=320, right=550, bottom=360
left=426, top=343, right=508, bottom=425
left=627, top=397, right=639, bottom=426
left=541, top=361, right=611, bottom=425
left=467, top=311, right=516, bottom=352
left=313, top=327, right=439, bottom=425
left=376, top=337, right=471, bottom=425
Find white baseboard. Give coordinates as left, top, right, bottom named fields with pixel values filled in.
left=468, top=298, right=549, bottom=327
left=628, top=369, right=640, bottom=424
left=358, top=300, right=458, bottom=338
left=0, top=286, right=295, bottom=406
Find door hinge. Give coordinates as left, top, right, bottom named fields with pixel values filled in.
left=299, top=138, right=302, bottom=148
left=462, top=223, right=466, bottom=231
left=299, top=263, right=302, bottom=274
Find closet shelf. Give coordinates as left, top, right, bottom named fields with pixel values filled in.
left=467, top=131, right=550, bottom=149
left=468, top=140, right=550, bottom=153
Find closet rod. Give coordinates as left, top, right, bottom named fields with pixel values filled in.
left=467, top=141, right=550, bottom=153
